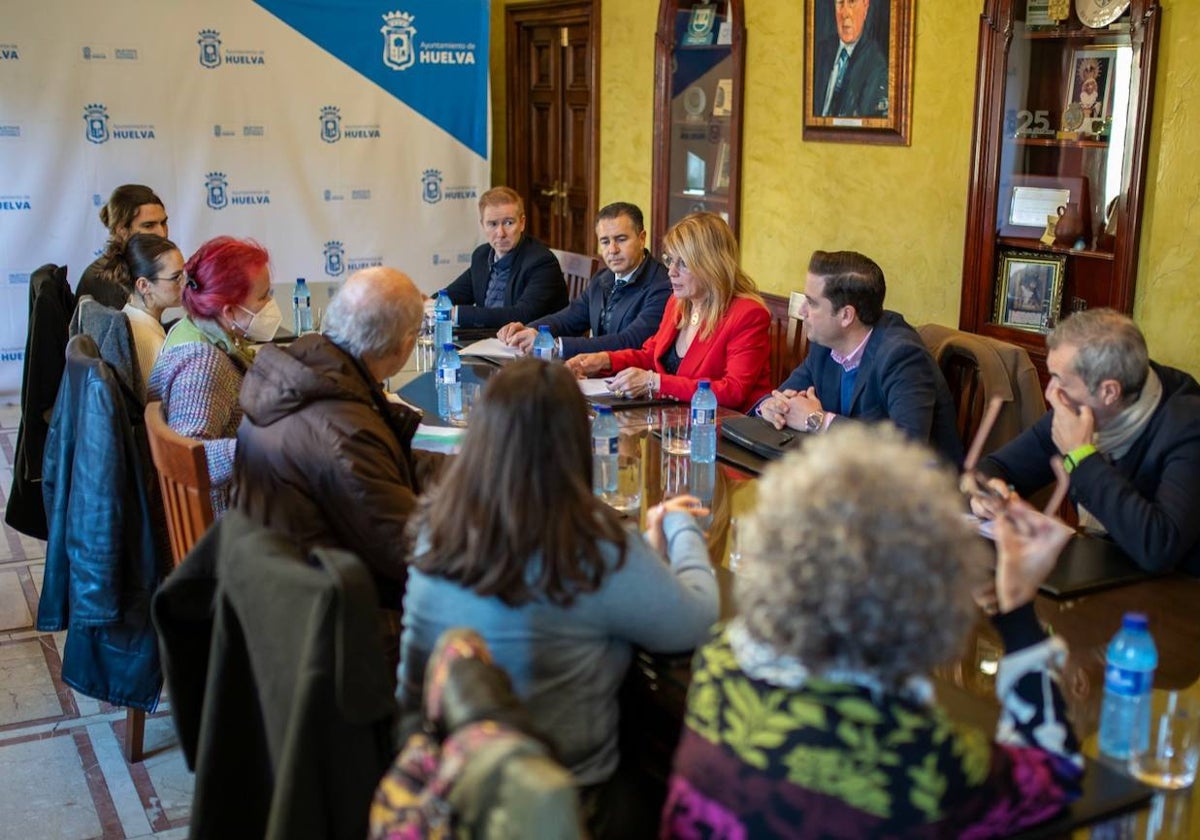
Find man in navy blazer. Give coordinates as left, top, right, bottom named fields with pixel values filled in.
left=978, top=309, right=1200, bottom=575
left=442, top=186, right=568, bottom=329
left=758, top=250, right=962, bottom=464
left=497, top=202, right=670, bottom=360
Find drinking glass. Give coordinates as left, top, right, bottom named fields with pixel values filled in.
left=1131, top=692, right=1200, bottom=790
left=660, top=406, right=691, bottom=456
left=417, top=311, right=437, bottom=373
left=449, top=382, right=481, bottom=428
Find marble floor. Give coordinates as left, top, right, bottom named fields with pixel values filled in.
left=0, top=403, right=193, bottom=840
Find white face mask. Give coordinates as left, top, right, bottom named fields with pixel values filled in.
left=235, top=298, right=283, bottom=343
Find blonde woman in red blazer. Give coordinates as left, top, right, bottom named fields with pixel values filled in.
left=568, top=212, right=772, bottom=413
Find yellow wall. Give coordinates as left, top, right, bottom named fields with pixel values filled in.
left=494, top=0, right=1199, bottom=371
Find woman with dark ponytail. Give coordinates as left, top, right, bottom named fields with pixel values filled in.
left=98, top=233, right=184, bottom=388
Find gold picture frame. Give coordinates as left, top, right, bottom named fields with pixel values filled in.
left=803, top=0, right=914, bottom=146
left=994, top=249, right=1066, bottom=333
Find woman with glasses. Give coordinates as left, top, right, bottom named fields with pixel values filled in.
left=148, top=236, right=277, bottom=515
left=97, top=233, right=184, bottom=389
left=567, top=212, right=772, bottom=412
left=398, top=358, right=718, bottom=839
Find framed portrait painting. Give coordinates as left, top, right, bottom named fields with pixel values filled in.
left=993, top=250, right=1066, bottom=333
left=803, top=0, right=914, bottom=145
left=1064, top=47, right=1118, bottom=133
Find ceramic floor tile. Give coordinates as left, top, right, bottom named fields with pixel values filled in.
left=0, top=569, right=31, bottom=631
left=0, top=638, right=63, bottom=726
left=140, top=716, right=194, bottom=825
left=0, top=735, right=103, bottom=840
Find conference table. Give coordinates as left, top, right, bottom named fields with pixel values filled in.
left=399, top=361, right=1200, bottom=839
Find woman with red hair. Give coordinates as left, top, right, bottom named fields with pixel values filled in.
left=148, top=236, right=278, bottom=514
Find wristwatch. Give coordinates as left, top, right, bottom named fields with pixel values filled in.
left=804, top=410, right=826, bottom=433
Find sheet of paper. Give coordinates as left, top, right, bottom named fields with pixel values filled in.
left=577, top=377, right=614, bottom=397
left=415, top=423, right=464, bottom=438
left=459, top=338, right=520, bottom=359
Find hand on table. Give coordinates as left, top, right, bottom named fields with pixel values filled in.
left=498, top=323, right=536, bottom=353
left=760, top=387, right=822, bottom=431
left=496, top=321, right=524, bottom=343
left=645, top=494, right=710, bottom=555
left=566, top=352, right=610, bottom=379
left=608, top=367, right=656, bottom=399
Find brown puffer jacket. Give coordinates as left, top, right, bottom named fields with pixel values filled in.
left=234, top=333, right=444, bottom=608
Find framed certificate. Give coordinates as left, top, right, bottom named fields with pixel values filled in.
left=1000, top=175, right=1091, bottom=239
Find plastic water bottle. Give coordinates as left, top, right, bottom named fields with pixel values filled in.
left=292, top=277, right=312, bottom=334
left=592, top=406, right=619, bottom=497
left=1098, top=612, right=1158, bottom=760
left=690, top=380, right=717, bottom=463
left=434, top=289, right=453, bottom=348
left=532, top=325, right=556, bottom=361
left=436, top=343, right=462, bottom=420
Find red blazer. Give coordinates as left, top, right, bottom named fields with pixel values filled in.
left=608, top=296, right=772, bottom=412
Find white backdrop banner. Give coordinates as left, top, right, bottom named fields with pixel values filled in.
left=0, top=0, right=490, bottom=398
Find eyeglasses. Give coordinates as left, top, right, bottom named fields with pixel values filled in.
left=155, top=270, right=185, bottom=284
left=661, top=253, right=688, bottom=272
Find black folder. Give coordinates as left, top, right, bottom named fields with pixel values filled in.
left=1039, top=535, right=1161, bottom=598
left=719, top=414, right=803, bottom=461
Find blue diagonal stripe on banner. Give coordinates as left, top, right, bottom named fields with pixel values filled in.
left=253, top=0, right=489, bottom=158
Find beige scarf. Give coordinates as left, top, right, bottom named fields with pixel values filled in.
left=1077, top=368, right=1163, bottom=533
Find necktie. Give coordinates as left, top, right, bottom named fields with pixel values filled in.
left=599, top=276, right=628, bottom=335
left=824, top=48, right=849, bottom=116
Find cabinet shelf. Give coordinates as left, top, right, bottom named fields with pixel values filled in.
left=1020, top=26, right=1130, bottom=42
left=996, top=236, right=1115, bottom=261
left=672, top=191, right=729, bottom=203
left=1007, top=136, right=1110, bottom=149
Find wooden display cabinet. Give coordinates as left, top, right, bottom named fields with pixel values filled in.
left=958, top=0, right=1160, bottom=374
left=651, top=0, right=746, bottom=247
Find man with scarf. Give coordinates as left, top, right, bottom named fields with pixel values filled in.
left=978, top=308, right=1200, bottom=575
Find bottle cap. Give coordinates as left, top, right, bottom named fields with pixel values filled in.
left=1122, top=612, right=1149, bottom=630
left=538, top=325, right=551, bottom=333
left=297, top=277, right=307, bottom=284
left=596, top=405, right=613, bottom=415
left=698, top=379, right=711, bottom=390
left=442, top=342, right=456, bottom=351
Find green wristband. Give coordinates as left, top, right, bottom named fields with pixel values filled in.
left=1063, top=443, right=1097, bottom=473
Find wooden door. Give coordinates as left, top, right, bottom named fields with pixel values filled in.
left=506, top=1, right=598, bottom=255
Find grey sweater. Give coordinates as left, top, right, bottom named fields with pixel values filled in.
left=397, top=511, right=719, bottom=785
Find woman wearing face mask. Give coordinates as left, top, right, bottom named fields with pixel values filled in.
left=148, top=236, right=277, bottom=515
left=98, top=233, right=185, bottom=389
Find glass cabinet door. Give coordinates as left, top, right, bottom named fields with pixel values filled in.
left=652, top=1, right=745, bottom=245
left=959, top=0, right=1160, bottom=371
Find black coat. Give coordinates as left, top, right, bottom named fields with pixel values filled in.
left=443, top=235, right=568, bottom=328
left=982, top=363, right=1200, bottom=575
left=38, top=334, right=164, bottom=710
left=153, top=511, right=396, bottom=840
left=5, top=263, right=74, bottom=539
left=529, top=251, right=672, bottom=359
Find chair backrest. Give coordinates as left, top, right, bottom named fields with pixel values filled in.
left=940, top=350, right=988, bottom=452
left=144, top=401, right=214, bottom=564
left=763, top=291, right=809, bottom=386
left=549, top=248, right=599, bottom=303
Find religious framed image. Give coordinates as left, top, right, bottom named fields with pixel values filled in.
left=993, top=250, right=1066, bottom=333
left=803, top=0, right=914, bottom=146
left=712, top=78, right=733, bottom=117
left=1064, top=48, right=1117, bottom=126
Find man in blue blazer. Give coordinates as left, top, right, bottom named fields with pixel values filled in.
left=442, top=186, right=568, bottom=329
left=497, top=202, right=670, bottom=360
left=758, top=250, right=962, bottom=464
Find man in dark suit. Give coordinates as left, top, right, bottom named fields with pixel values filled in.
left=758, top=250, right=962, bottom=465
left=813, top=0, right=889, bottom=118
left=442, top=186, right=567, bottom=329
left=496, top=202, right=670, bottom=360
left=978, top=309, right=1200, bottom=575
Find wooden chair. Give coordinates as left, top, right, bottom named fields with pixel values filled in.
left=129, top=401, right=214, bottom=761
left=549, top=248, right=599, bottom=303
left=940, top=351, right=988, bottom=454
left=762, top=290, right=809, bottom=386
